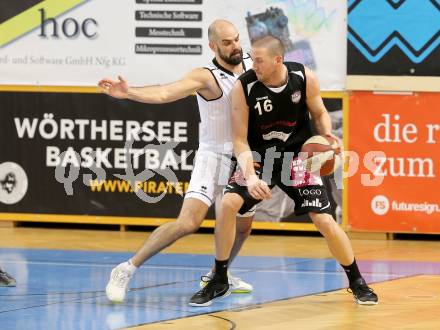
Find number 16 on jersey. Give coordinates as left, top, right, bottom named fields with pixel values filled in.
left=254, top=99, right=273, bottom=115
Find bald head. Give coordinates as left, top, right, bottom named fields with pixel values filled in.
left=252, top=36, right=285, bottom=58
left=208, top=19, right=237, bottom=42
left=208, top=19, right=243, bottom=66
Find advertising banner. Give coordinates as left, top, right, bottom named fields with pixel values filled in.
left=347, top=0, right=440, bottom=91
left=0, top=92, right=199, bottom=218
left=347, top=91, right=440, bottom=233
left=0, top=0, right=346, bottom=90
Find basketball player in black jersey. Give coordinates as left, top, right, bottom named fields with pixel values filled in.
left=189, top=36, right=378, bottom=306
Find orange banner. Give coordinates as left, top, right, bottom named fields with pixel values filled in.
left=347, top=92, right=440, bottom=233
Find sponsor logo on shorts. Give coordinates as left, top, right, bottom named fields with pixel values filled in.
left=320, top=201, right=330, bottom=210
left=299, top=188, right=322, bottom=196
left=301, top=198, right=322, bottom=208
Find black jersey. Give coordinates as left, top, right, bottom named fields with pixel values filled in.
left=238, top=62, right=313, bottom=156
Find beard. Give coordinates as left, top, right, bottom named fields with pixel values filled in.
left=219, top=48, right=243, bottom=65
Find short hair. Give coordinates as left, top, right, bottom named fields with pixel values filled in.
left=252, top=36, right=285, bottom=57
left=208, top=24, right=216, bottom=42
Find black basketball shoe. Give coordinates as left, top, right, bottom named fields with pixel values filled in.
left=0, top=268, right=16, bottom=287
left=348, top=278, right=378, bottom=305
left=189, top=275, right=230, bottom=307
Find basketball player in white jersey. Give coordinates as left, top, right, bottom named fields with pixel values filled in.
left=98, top=20, right=254, bottom=303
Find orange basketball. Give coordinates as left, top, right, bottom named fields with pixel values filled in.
left=300, top=135, right=342, bottom=176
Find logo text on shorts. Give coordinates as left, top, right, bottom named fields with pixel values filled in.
left=299, top=188, right=322, bottom=196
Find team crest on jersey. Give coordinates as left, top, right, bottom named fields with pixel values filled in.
left=291, top=90, right=301, bottom=104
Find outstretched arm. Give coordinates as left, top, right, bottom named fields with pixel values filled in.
left=98, top=67, right=214, bottom=104
left=231, top=81, right=271, bottom=200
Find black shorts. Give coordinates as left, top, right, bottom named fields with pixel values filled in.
left=225, top=160, right=332, bottom=216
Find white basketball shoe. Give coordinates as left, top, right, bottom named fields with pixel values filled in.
left=106, top=262, right=136, bottom=303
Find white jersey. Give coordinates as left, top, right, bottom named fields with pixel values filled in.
left=196, top=54, right=253, bottom=154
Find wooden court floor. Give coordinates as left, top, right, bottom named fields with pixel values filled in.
left=1, top=226, right=440, bottom=329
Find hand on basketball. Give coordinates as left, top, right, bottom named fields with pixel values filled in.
left=247, top=175, right=271, bottom=200
left=325, top=133, right=343, bottom=153
left=98, top=76, right=129, bottom=99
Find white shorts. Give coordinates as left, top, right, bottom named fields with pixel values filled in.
left=185, top=150, right=255, bottom=217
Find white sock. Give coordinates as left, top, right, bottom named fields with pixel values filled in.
left=120, top=260, right=137, bottom=275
